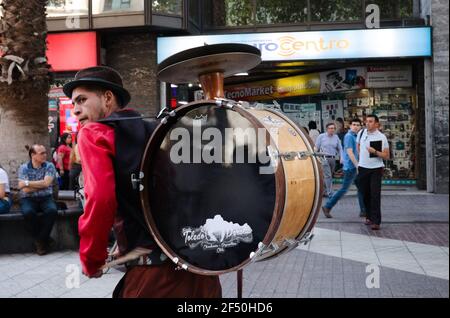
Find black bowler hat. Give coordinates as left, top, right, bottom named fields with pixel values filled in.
left=63, top=66, right=131, bottom=107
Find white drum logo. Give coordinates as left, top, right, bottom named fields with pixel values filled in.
left=182, top=215, right=253, bottom=253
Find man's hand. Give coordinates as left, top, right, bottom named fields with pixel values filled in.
left=82, top=269, right=103, bottom=279
left=367, top=146, right=377, bottom=154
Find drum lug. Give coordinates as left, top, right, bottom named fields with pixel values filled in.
left=282, top=238, right=299, bottom=248
left=298, top=232, right=315, bottom=245
left=131, top=172, right=144, bottom=191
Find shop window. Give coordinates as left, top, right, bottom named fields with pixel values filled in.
left=255, top=0, right=308, bottom=24
left=189, top=0, right=200, bottom=25
left=367, top=0, right=414, bottom=19
left=152, top=0, right=182, bottom=16
left=92, top=0, right=144, bottom=15
left=47, top=0, right=89, bottom=17
left=310, top=0, right=362, bottom=22
left=344, top=87, right=416, bottom=181
left=203, top=0, right=253, bottom=27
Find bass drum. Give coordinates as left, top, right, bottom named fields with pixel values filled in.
left=140, top=100, right=323, bottom=275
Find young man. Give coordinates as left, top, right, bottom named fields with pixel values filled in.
left=63, top=66, right=221, bottom=298
left=322, top=118, right=365, bottom=218
left=315, top=122, right=344, bottom=197
left=356, top=114, right=390, bottom=230
left=18, top=145, right=58, bottom=255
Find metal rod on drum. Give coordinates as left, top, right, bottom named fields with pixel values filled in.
left=237, top=269, right=243, bottom=298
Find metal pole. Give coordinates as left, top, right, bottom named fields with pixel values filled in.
left=237, top=269, right=243, bottom=298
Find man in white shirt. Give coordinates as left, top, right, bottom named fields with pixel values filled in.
left=0, top=166, right=11, bottom=214
left=356, top=114, right=390, bottom=230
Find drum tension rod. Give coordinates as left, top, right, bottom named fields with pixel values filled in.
left=157, top=107, right=176, bottom=124
left=277, top=151, right=329, bottom=161
left=214, top=97, right=236, bottom=109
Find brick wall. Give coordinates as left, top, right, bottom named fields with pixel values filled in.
left=102, top=31, right=160, bottom=118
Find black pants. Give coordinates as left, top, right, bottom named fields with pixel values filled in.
left=357, top=167, right=383, bottom=225
left=69, top=163, right=82, bottom=190
left=60, top=170, right=70, bottom=190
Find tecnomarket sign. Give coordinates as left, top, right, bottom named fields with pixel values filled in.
left=157, top=27, right=432, bottom=64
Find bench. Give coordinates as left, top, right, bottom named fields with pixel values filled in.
left=0, top=198, right=83, bottom=254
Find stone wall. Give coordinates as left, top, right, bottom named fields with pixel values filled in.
left=431, top=0, right=449, bottom=193
left=102, top=31, right=160, bottom=118
left=0, top=81, right=49, bottom=187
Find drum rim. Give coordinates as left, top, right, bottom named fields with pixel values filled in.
left=140, top=100, right=286, bottom=275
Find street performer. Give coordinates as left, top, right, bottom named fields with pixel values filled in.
left=63, top=66, right=222, bottom=298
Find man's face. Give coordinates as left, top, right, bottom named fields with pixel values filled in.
left=32, top=146, right=47, bottom=164
left=72, top=86, right=108, bottom=126
left=326, top=124, right=336, bottom=135
left=350, top=121, right=361, bottom=133
left=365, top=117, right=378, bottom=130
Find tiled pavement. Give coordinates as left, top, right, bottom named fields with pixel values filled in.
left=0, top=193, right=448, bottom=298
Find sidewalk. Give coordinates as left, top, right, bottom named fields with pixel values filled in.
left=0, top=193, right=448, bottom=298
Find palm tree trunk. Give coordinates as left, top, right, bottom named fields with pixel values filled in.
left=0, top=0, right=49, bottom=185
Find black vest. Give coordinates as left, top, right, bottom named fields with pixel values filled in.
left=100, top=110, right=158, bottom=253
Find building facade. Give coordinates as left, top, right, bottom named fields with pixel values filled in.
left=41, top=0, right=448, bottom=193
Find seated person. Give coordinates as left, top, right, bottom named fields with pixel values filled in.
left=0, top=165, right=11, bottom=214
left=18, top=145, right=58, bottom=255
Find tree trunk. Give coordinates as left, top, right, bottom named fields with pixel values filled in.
left=0, top=0, right=49, bottom=186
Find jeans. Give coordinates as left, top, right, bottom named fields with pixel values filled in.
left=20, top=195, right=57, bottom=243
left=357, top=167, right=383, bottom=225
left=325, top=168, right=356, bottom=210
left=0, top=197, right=11, bottom=214
left=322, top=158, right=336, bottom=197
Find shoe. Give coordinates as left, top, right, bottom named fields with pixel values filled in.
left=322, top=206, right=332, bottom=218
left=46, top=237, right=56, bottom=252
left=364, top=218, right=373, bottom=225
left=34, top=241, right=47, bottom=256
left=370, top=224, right=380, bottom=231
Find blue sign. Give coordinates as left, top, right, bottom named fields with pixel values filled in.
left=157, top=27, right=432, bottom=63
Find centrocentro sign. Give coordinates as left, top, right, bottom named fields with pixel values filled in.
left=157, top=27, right=432, bottom=63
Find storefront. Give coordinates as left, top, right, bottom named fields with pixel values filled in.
left=157, top=27, right=432, bottom=186
left=46, top=31, right=99, bottom=149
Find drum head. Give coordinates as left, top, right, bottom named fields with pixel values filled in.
left=141, top=103, right=280, bottom=273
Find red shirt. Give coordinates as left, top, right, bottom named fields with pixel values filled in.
left=56, top=144, right=72, bottom=170
left=77, top=123, right=117, bottom=276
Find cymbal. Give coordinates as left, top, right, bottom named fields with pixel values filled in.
left=157, top=43, right=262, bottom=84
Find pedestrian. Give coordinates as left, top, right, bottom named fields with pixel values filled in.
left=69, top=139, right=82, bottom=191
left=356, top=114, right=390, bottom=230
left=56, top=133, right=72, bottom=190
left=18, top=145, right=58, bottom=255
left=315, top=122, right=344, bottom=197
left=308, top=120, right=320, bottom=144
left=63, top=66, right=221, bottom=298
left=0, top=164, right=12, bottom=214
left=322, top=118, right=365, bottom=218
